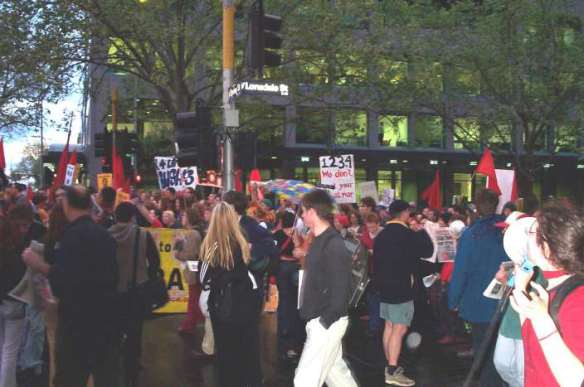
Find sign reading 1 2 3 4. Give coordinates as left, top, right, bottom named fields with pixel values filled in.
left=319, top=155, right=353, bottom=169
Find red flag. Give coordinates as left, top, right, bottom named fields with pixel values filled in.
left=0, top=138, right=6, bottom=170
left=475, top=147, right=501, bottom=195
left=52, top=131, right=71, bottom=189
left=27, top=185, right=33, bottom=202
left=234, top=169, right=243, bottom=192
left=421, top=170, right=442, bottom=210
left=112, top=144, right=129, bottom=193
left=68, top=150, right=77, bottom=166
left=511, top=169, right=519, bottom=201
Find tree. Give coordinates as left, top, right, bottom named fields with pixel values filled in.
left=0, top=0, right=80, bottom=136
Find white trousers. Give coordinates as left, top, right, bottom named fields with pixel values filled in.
left=0, top=300, right=25, bottom=387
left=294, top=317, right=359, bottom=387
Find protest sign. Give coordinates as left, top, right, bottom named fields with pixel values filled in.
left=146, top=227, right=191, bottom=313
left=319, top=154, right=356, bottom=203
left=97, top=173, right=112, bottom=192
left=381, top=188, right=395, bottom=208
left=64, top=164, right=77, bottom=186
left=154, top=156, right=198, bottom=191
left=422, top=222, right=457, bottom=263
left=359, top=181, right=379, bottom=203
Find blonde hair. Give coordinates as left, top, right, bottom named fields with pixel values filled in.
left=199, top=202, right=251, bottom=269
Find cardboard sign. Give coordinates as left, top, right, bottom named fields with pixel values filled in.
left=97, top=173, right=113, bottom=192
left=358, top=181, right=379, bottom=203
left=146, top=228, right=192, bottom=313
left=154, top=156, right=198, bottom=191
left=64, top=164, right=77, bottom=186
left=319, top=154, right=356, bottom=203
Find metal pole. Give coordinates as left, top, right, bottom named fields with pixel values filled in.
left=39, top=100, right=44, bottom=188
left=222, top=0, right=235, bottom=191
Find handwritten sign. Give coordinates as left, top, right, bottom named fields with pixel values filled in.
left=319, top=154, right=355, bottom=203
left=154, top=156, right=198, bottom=191
left=97, top=173, right=112, bottom=192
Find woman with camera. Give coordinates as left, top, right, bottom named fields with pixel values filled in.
left=510, top=202, right=584, bottom=387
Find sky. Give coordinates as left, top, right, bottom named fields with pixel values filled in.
left=3, top=93, right=84, bottom=174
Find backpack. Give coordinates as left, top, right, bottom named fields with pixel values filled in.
left=344, top=237, right=370, bottom=308
left=248, top=233, right=280, bottom=274
left=549, top=274, right=584, bottom=334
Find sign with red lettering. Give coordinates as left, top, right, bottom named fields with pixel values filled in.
left=319, top=154, right=356, bottom=203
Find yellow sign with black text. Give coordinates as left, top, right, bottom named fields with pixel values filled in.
left=146, top=228, right=191, bottom=313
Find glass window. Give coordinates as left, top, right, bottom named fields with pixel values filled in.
left=416, top=62, right=443, bottom=92
left=484, top=122, right=512, bottom=151
left=377, top=170, right=402, bottom=200
left=555, top=126, right=578, bottom=152
left=354, top=168, right=367, bottom=201
left=378, top=59, right=408, bottom=85
left=307, top=167, right=320, bottom=185
left=379, top=115, right=408, bottom=147
left=296, top=108, right=330, bottom=144
left=294, top=167, right=305, bottom=182
left=240, top=106, right=285, bottom=148
left=453, top=173, right=472, bottom=202
left=451, top=66, right=480, bottom=95
left=414, top=115, right=443, bottom=148
left=335, top=110, right=367, bottom=146
left=454, top=118, right=480, bottom=150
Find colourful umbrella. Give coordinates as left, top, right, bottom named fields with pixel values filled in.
left=262, top=179, right=315, bottom=201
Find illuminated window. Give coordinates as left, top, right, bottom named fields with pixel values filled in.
left=555, top=126, right=578, bottom=152
left=452, top=66, right=480, bottom=95
left=378, top=170, right=402, bottom=200
left=335, top=110, right=367, bottom=146
left=414, top=115, right=443, bottom=148
left=379, top=115, right=408, bottom=147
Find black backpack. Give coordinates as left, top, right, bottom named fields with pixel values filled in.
left=549, top=274, right=584, bottom=334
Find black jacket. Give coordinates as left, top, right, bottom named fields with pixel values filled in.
left=48, top=215, right=119, bottom=340
left=373, top=222, right=434, bottom=304
left=299, top=227, right=352, bottom=329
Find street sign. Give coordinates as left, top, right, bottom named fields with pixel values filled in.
left=228, top=81, right=289, bottom=101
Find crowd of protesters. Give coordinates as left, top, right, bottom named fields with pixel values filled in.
left=1, top=179, right=583, bottom=387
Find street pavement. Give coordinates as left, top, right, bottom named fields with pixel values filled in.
left=140, top=312, right=477, bottom=387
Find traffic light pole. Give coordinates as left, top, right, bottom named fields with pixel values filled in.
left=222, top=0, right=235, bottom=191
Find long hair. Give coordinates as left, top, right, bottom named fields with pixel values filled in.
left=199, top=202, right=251, bottom=270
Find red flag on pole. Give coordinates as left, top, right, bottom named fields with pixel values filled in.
left=68, top=150, right=77, bottom=166
left=52, top=130, right=71, bottom=189
left=421, top=170, right=442, bottom=210
left=510, top=169, right=519, bottom=201
left=234, top=169, right=243, bottom=192
left=112, top=144, right=129, bottom=193
left=475, top=147, right=502, bottom=195
left=0, top=138, right=6, bottom=171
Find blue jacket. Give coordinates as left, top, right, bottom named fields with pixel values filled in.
left=448, top=215, right=509, bottom=323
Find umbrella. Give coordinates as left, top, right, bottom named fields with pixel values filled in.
left=261, top=179, right=315, bottom=201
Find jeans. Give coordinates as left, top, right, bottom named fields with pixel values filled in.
left=17, top=304, right=46, bottom=372
left=493, top=334, right=524, bottom=387
left=294, top=317, right=359, bottom=387
left=471, top=322, right=506, bottom=387
left=276, top=261, right=304, bottom=354
left=366, top=288, right=382, bottom=333
left=0, top=300, right=26, bottom=387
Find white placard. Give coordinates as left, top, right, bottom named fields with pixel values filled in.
left=319, top=154, right=356, bottom=204
left=154, top=156, right=198, bottom=191
left=359, top=181, right=379, bottom=203
left=381, top=188, right=395, bottom=207
left=64, top=164, right=76, bottom=186
left=493, top=169, right=516, bottom=213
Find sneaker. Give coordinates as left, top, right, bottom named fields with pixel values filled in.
left=385, top=366, right=415, bottom=386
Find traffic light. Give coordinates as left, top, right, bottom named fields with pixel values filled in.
left=94, top=131, right=112, bottom=158
left=249, top=0, right=282, bottom=76
left=175, top=111, right=200, bottom=167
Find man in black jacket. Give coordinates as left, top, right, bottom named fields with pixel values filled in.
left=373, top=200, right=434, bottom=387
left=294, top=190, right=358, bottom=387
left=23, top=185, right=122, bottom=387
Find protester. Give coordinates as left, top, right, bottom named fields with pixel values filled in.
left=0, top=203, right=38, bottom=387
left=22, top=185, right=122, bottom=387
left=448, top=189, right=508, bottom=387
left=109, top=202, right=161, bottom=387
left=294, top=189, right=358, bottom=387
left=96, top=186, right=116, bottom=229
left=333, top=213, right=350, bottom=239
left=200, top=202, right=263, bottom=387
left=509, top=202, right=584, bottom=387
left=373, top=199, right=434, bottom=386
left=175, top=207, right=205, bottom=339
left=363, top=212, right=383, bottom=336
left=273, top=211, right=304, bottom=361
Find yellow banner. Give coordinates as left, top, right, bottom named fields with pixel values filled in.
left=146, top=228, right=191, bottom=313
